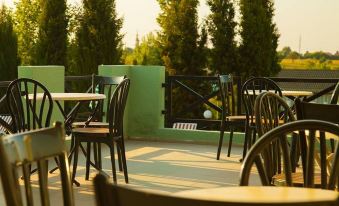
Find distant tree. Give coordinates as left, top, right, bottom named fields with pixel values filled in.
left=0, top=5, right=18, bottom=80
left=35, top=0, right=68, bottom=65
left=207, top=0, right=238, bottom=74
left=278, top=46, right=292, bottom=60
left=287, top=51, right=301, bottom=60
left=239, top=0, right=280, bottom=77
left=74, top=0, right=123, bottom=75
left=14, top=0, right=40, bottom=65
left=131, top=32, right=163, bottom=65
left=157, top=0, right=207, bottom=75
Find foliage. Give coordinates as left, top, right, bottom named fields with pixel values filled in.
left=157, top=0, right=207, bottom=75
left=207, top=0, right=238, bottom=75
left=239, top=0, right=280, bottom=77
left=123, top=32, right=163, bottom=65
left=73, top=0, right=123, bottom=75
left=280, top=59, right=339, bottom=70
left=35, top=0, right=68, bottom=65
left=0, top=5, right=18, bottom=80
left=14, top=0, right=40, bottom=65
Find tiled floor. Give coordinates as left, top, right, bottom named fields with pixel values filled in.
left=0, top=140, right=260, bottom=206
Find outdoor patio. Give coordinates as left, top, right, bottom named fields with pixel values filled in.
left=0, top=140, right=260, bottom=206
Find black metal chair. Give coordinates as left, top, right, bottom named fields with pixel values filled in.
left=0, top=122, right=74, bottom=206
left=6, top=78, right=53, bottom=132
left=216, top=74, right=246, bottom=159
left=72, top=78, right=130, bottom=183
left=241, top=77, right=282, bottom=159
left=71, top=75, right=125, bottom=171
left=240, top=120, right=339, bottom=190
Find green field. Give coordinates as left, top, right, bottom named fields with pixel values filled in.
left=280, top=59, right=339, bottom=70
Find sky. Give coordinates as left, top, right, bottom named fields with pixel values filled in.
left=2, top=0, right=339, bottom=53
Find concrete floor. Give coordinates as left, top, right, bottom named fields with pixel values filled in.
left=0, top=140, right=260, bottom=206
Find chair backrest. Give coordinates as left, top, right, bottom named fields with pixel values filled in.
left=239, top=120, right=339, bottom=190
left=218, top=74, right=236, bottom=118
left=94, top=173, right=245, bottom=206
left=241, top=77, right=282, bottom=125
left=108, top=78, right=130, bottom=137
left=0, top=122, right=74, bottom=206
left=6, top=78, right=53, bottom=133
left=91, top=75, right=125, bottom=122
left=295, top=98, right=339, bottom=124
left=255, top=92, right=296, bottom=137
left=330, top=81, right=339, bottom=104
left=254, top=92, right=296, bottom=181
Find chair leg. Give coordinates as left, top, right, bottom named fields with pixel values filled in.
left=98, top=143, right=102, bottom=169
left=118, top=140, right=129, bottom=183
left=117, top=144, right=123, bottom=171
left=93, top=143, right=98, bottom=167
left=85, top=142, right=91, bottom=180
left=227, top=126, right=234, bottom=157
left=108, top=143, right=117, bottom=183
left=72, top=139, right=80, bottom=184
left=242, top=123, right=250, bottom=160
left=217, top=122, right=226, bottom=160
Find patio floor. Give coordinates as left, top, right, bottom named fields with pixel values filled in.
left=0, top=140, right=260, bottom=206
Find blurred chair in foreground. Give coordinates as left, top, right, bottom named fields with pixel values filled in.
left=0, top=122, right=74, bottom=206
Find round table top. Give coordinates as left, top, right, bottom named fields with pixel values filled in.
left=29, top=93, right=106, bottom=101
left=175, top=186, right=339, bottom=204
left=247, top=90, right=313, bottom=97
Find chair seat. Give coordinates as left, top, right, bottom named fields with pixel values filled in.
left=272, top=172, right=322, bottom=187
left=227, top=115, right=246, bottom=121
left=72, top=121, right=109, bottom=127
left=72, top=127, right=109, bottom=134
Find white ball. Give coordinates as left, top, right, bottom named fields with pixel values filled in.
left=203, top=110, right=212, bottom=119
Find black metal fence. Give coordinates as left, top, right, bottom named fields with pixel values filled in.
left=163, top=75, right=339, bottom=129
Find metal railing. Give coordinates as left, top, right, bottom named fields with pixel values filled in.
left=163, top=75, right=339, bottom=129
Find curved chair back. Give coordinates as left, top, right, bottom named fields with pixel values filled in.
left=0, top=122, right=74, bottom=206
left=240, top=120, right=339, bottom=190
left=6, top=78, right=53, bottom=132
left=108, top=78, right=130, bottom=137
left=92, top=75, right=125, bottom=122
left=255, top=92, right=295, bottom=137
left=218, top=74, right=235, bottom=117
left=242, top=77, right=282, bottom=125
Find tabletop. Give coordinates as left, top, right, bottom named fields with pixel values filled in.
left=29, top=93, right=106, bottom=101
left=175, top=186, right=339, bottom=205
left=247, top=90, right=313, bottom=97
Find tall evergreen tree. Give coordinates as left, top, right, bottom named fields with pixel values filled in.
left=207, top=0, right=238, bottom=75
left=239, top=0, right=280, bottom=77
left=0, top=5, right=18, bottom=80
left=74, top=0, right=123, bottom=75
left=35, top=0, right=68, bottom=65
left=14, top=0, right=40, bottom=65
left=157, top=0, right=207, bottom=75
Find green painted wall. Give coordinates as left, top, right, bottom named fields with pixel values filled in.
left=18, top=66, right=65, bottom=123
left=98, top=65, right=244, bottom=146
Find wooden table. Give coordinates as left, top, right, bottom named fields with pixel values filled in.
left=175, top=186, right=339, bottom=205
left=247, top=90, right=313, bottom=97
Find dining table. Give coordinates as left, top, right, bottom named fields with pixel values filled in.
left=175, top=186, right=339, bottom=205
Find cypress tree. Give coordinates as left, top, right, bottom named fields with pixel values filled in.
left=14, top=0, right=40, bottom=65
left=207, top=0, right=238, bottom=75
left=239, top=0, right=280, bottom=77
left=0, top=5, right=18, bottom=80
left=74, top=0, right=123, bottom=75
left=157, top=0, right=207, bottom=75
left=35, top=0, right=68, bottom=65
